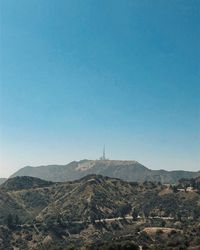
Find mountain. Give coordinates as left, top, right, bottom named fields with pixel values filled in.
left=0, top=178, right=7, bottom=185
left=1, top=175, right=200, bottom=249
left=10, top=160, right=200, bottom=184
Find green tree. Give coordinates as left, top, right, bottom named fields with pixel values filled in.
left=132, top=209, right=138, bottom=220
left=7, top=214, right=13, bottom=229
left=118, top=204, right=132, bottom=218
left=172, top=185, right=178, bottom=193
left=15, top=215, right=20, bottom=225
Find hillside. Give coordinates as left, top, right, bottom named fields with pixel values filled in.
left=0, top=178, right=7, bottom=185
left=1, top=175, right=200, bottom=249
left=0, top=176, right=54, bottom=191
left=10, top=159, right=200, bottom=184
left=36, top=174, right=139, bottom=224
left=0, top=189, right=31, bottom=225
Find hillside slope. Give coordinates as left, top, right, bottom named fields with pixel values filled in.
left=0, top=189, right=31, bottom=224
left=10, top=160, right=200, bottom=184
left=36, top=175, right=138, bottom=223
left=1, top=176, right=54, bottom=191
left=0, top=178, right=7, bottom=185
left=1, top=174, right=200, bottom=225
left=1, top=175, right=200, bottom=249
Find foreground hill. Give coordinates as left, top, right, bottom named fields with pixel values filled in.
left=0, top=178, right=7, bottom=185
left=1, top=175, right=200, bottom=249
left=10, top=160, right=200, bottom=184
left=0, top=189, right=31, bottom=224
left=36, top=175, right=139, bottom=224
left=1, top=176, right=54, bottom=191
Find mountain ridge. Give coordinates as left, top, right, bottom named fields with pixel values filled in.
left=10, top=159, right=200, bottom=184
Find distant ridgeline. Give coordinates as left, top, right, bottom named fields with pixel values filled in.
left=10, top=160, right=200, bottom=184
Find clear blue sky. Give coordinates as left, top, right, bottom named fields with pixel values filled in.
left=0, top=0, right=199, bottom=177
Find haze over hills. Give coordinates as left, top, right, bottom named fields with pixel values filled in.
left=10, top=160, right=200, bottom=184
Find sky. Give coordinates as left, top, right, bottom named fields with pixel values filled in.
left=0, top=0, right=199, bottom=177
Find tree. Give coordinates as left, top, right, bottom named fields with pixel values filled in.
left=176, top=212, right=182, bottom=222
left=15, top=215, right=20, bottom=226
left=7, top=214, right=13, bottom=229
left=132, top=209, right=138, bottom=220
left=118, top=204, right=132, bottom=218
left=172, top=186, right=178, bottom=193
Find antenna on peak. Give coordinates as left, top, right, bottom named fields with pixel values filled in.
left=99, top=145, right=108, bottom=160
left=103, top=145, right=106, bottom=160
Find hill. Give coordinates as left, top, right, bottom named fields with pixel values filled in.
left=1, top=175, right=200, bottom=249
left=0, top=178, right=7, bottom=185
left=36, top=174, right=138, bottom=224
left=0, top=189, right=31, bottom=225
left=10, top=160, right=200, bottom=184
left=0, top=176, right=54, bottom=191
